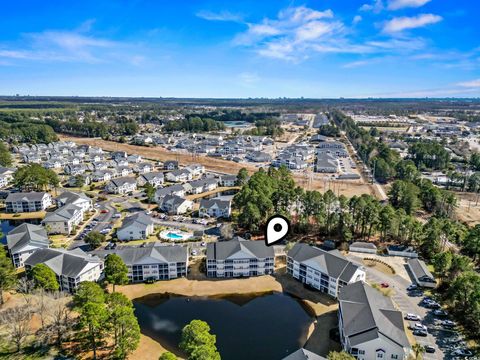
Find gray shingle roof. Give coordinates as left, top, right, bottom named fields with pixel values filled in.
left=110, top=176, right=136, bottom=187
left=282, top=349, right=326, bottom=360
left=56, top=191, right=90, bottom=206
left=350, top=242, right=377, bottom=250
left=140, top=172, right=164, bottom=181
left=199, top=198, right=231, bottom=211
left=338, top=281, right=409, bottom=348
left=288, top=243, right=362, bottom=281
left=25, top=248, right=102, bottom=278
left=407, top=258, right=435, bottom=281
left=43, top=203, right=82, bottom=222
left=207, top=238, right=274, bottom=261
left=6, top=223, right=49, bottom=253
left=114, top=244, right=188, bottom=265
left=120, top=212, right=154, bottom=231
left=6, top=192, right=49, bottom=202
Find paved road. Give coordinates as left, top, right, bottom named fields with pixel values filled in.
left=346, top=254, right=451, bottom=360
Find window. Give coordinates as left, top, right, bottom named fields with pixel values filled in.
left=391, top=355, right=398, bottom=359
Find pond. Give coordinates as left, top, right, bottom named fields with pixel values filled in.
left=133, top=292, right=315, bottom=360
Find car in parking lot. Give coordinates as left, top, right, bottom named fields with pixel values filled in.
left=426, top=302, right=441, bottom=309
left=405, top=313, right=422, bottom=321
left=451, top=349, right=473, bottom=357
left=380, top=282, right=389, bottom=288
left=424, top=345, right=435, bottom=353
left=407, top=284, right=418, bottom=291
left=191, top=249, right=198, bottom=256
left=433, top=309, right=448, bottom=317
left=442, top=320, right=456, bottom=328
left=410, top=323, right=427, bottom=331
left=413, top=329, right=428, bottom=337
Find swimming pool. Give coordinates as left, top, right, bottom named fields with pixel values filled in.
left=159, top=229, right=194, bottom=241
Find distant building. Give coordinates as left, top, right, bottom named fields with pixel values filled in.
left=105, top=177, right=137, bottom=194
left=206, top=238, right=275, bottom=278
left=5, top=192, right=53, bottom=213
left=338, top=281, right=410, bottom=360
left=112, top=244, right=188, bottom=282
left=287, top=243, right=366, bottom=298
left=164, top=160, right=179, bottom=170
left=6, top=224, right=49, bottom=268
left=386, top=245, right=418, bottom=258
left=137, top=172, right=165, bottom=188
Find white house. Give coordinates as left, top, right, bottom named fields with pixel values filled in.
left=206, top=238, right=275, bottom=278
left=199, top=198, right=231, bottom=218
left=137, top=172, right=164, bottom=188
left=112, top=244, right=188, bottom=282
left=159, top=195, right=193, bottom=215
left=5, top=192, right=53, bottom=213
left=42, top=203, right=84, bottom=235
left=154, top=184, right=186, bottom=202
left=185, top=164, right=205, bottom=177
left=105, top=177, right=137, bottom=194
left=55, top=191, right=93, bottom=212
left=165, top=169, right=192, bottom=183
left=6, top=224, right=50, bottom=268
left=24, top=248, right=104, bottom=293
left=117, top=212, right=155, bottom=241
left=219, top=175, right=237, bottom=187
left=338, top=281, right=411, bottom=360
left=287, top=243, right=366, bottom=298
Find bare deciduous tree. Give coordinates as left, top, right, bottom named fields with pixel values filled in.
left=48, top=291, right=73, bottom=347
left=0, top=305, right=32, bottom=352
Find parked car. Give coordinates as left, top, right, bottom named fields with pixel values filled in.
left=380, top=282, right=389, bottom=288
left=410, top=323, right=427, bottom=331
left=413, top=329, right=428, bottom=337
left=101, top=209, right=109, bottom=213
left=144, top=277, right=156, bottom=284
left=442, top=320, right=456, bottom=328
left=407, top=284, right=418, bottom=291
left=191, top=250, right=198, bottom=256
left=112, top=213, right=122, bottom=218
left=425, top=345, right=435, bottom=353
left=426, top=302, right=441, bottom=309
left=433, top=309, right=448, bottom=317
left=451, top=349, right=473, bottom=357
left=405, top=313, right=422, bottom=321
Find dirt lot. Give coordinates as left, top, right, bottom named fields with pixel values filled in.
left=453, top=191, right=480, bottom=226
left=59, top=135, right=378, bottom=198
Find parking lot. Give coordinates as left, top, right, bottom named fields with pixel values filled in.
left=346, top=254, right=473, bottom=359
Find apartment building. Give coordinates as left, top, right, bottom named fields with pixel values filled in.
left=6, top=224, right=50, bottom=268
left=206, top=238, right=275, bottom=278
left=5, top=192, right=53, bottom=213
left=287, top=243, right=366, bottom=298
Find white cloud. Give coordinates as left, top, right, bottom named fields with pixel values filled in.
left=388, top=0, right=432, bottom=10
left=382, top=14, right=442, bottom=34
left=360, top=0, right=384, bottom=13
left=353, top=15, right=363, bottom=24
left=457, top=79, right=480, bottom=88
left=196, top=10, right=243, bottom=22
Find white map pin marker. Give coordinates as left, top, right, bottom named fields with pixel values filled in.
left=265, top=215, right=290, bottom=246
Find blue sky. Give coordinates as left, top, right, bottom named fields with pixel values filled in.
left=0, top=0, right=479, bottom=98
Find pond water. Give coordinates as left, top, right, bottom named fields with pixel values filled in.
left=223, top=121, right=251, bottom=128
left=133, top=292, right=315, bottom=360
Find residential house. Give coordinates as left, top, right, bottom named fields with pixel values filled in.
left=199, top=199, right=231, bottom=218
left=67, top=174, right=91, bottom=187
left=5, top=192, right=53, bottom=213
left=92, top=170, right=113, bottom=182
left=56, top=191, right=93, bottom=212
left=287, top=243, right=366, bottom=298
left=158, top=195, right=193, bottom=214
left=117, top=166, right=133, bottom=177
left=188, top=178, right=218, bottom=194
left=219, top=175, right=237, bottom=187
left=206, top=238, right=275, bottom=278
left=6, top=224, right=49, bottom=268
left=246, top=151, right=272, bottom=163
left=386, top=245, right=418, bottom=258
left=137, top=172, right=164, bottom=188
left=134, top=162, right=153, bottom=174
left=165, top=169, right=192, bottom=183
left=185, top=164, right=205, bottom=177
left=64, top=164, right=87, bottom=176
left=114, top=158, right=129, bottom=167
left=117, top=212, right=155, bottom=241
left=127, top=154, right=142, bottom=163
left=164, top=160, right=179, bottom=170
left=42, top=203, right=84, bottom=234
left=338, top=281, right=410, bottom=360
left=105, top=177, right=137, bottom=194
left=407, top=258, right=436, bottom=288
left=24, top=248, right=104, bottom=293
left=0, top=167, right=15, bottom=186
left=112, top=244, right=188, bottom=282
left=154, top=184, right=186, bottom=202
left=282, top=349, right=326, bottom=360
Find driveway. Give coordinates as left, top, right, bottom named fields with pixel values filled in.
left=346, top=254, right=451, bottom=360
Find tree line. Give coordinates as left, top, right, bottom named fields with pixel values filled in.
left=163, top=117, right=226, bottom=133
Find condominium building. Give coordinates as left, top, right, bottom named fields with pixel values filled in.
left=287, top=243, right=366, bottom=298
left=206, top=238, right=275, bottom=278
